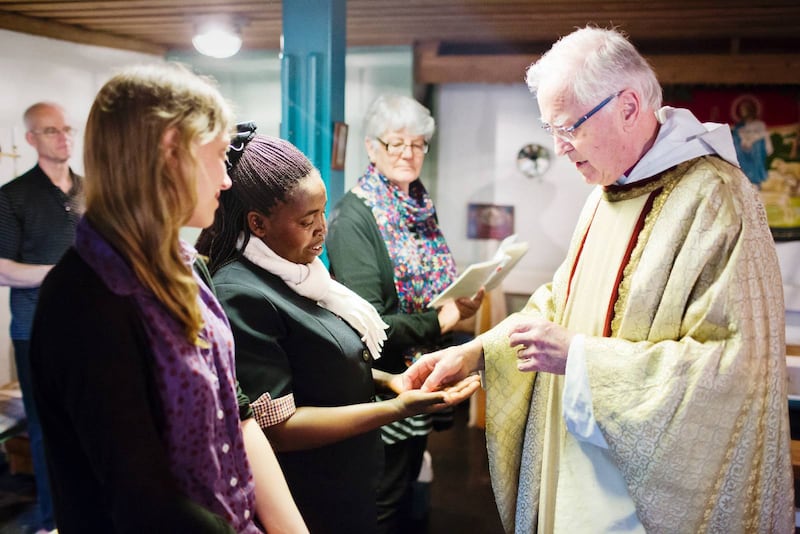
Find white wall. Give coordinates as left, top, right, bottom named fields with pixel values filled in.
left=167, top=51, right=284, bottom=141
left=434, top=83, right=593, bottom=298
left=778, top=243, right=800, bottom=344
left=343, top=48, right=415, bottom=189
left=0, top=29, right=162, bottom=384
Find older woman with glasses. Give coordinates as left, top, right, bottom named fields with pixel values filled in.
left=327, top=94, right=483, bottom=534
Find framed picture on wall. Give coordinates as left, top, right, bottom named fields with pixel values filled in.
left=331, top=122, right=348, bottom=171
left=665, top=87, right=800, bottom=241
left=467, top=203, right=515, bottom=240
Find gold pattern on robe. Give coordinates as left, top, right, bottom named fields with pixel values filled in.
left=482, top=156, right=794, bottom=533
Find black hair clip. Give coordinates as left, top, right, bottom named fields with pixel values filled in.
left=226, top=121, right=257, bottom=172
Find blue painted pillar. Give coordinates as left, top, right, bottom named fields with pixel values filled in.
left=281, top=0, right=346, bottom=211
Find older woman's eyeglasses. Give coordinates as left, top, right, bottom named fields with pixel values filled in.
left=377, top=138, right=429, bottom=156
left=540, top=90, right=623, bottom=142
left=30, top=126, right=76, bottom=138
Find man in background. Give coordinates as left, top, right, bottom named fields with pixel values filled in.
left=405, top=26, right=793, bottom=533
left=0, top=102, right=83, bottom=533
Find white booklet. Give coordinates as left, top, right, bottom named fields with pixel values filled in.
left=429, top=234, right=529, bottom=308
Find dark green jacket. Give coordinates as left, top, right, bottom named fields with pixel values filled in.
left=212, top=255, right=381, bottom=533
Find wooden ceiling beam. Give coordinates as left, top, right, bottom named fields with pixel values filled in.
left=14, top=5, right=277, bottom=18
left=652, top=54, right=800, bottom=85
left=0, top=0, right=272, bottom=10
left=415, top=42, right=800, bottom=85
left=0, top=10, right=165, bottom=54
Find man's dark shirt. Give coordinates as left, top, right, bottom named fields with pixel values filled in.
left=0, top=164, right=83, bottom=339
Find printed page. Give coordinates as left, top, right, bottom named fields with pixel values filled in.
left=428, top=235, right=529, bottom=308
left=428, top=257, right=503, bottom=308
left=483, top=241, right=530, bottom=291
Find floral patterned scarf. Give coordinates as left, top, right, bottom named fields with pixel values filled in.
left=352, top=164, right=456, bottom=317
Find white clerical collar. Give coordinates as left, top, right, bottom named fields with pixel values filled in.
left=617, top=106, right=740, bottom=185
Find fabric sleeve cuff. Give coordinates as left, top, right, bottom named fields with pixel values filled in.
left=251, top=391, right=296, bottom=428
left=563, top=334, right=609, bottom=449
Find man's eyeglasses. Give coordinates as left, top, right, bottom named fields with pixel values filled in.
left=377, top=138, right=429, bottom=156
left=30, top=126, right=76, bottom=138
left=541, top=90, right=623, bottom=142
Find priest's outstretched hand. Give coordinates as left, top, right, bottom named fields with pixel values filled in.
left=386, top=367, right=481, bottom=408
left=403, top=337, right=485, bottom=393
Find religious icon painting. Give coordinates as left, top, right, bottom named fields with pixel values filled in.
left=467, top=203, right=515, bottom=240
left=665, top=87, right=800, bottom=241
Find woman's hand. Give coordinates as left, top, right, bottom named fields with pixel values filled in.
left=385, top=372, right=407, bottom=396
left=437, top=288, right=485, bottom=334
left=454, top=288, right=484, bottom=320
left=392, top=374, right=481, bottom=417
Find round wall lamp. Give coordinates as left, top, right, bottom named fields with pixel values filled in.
left=193, top=18, right=243, bottom=59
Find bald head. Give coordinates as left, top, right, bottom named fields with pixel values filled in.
left=24, top=102, right=66, bottom=131
left=23, top=102, right=74, bottom=166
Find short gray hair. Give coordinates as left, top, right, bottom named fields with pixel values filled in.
left=363, top=94, right=435, bottom=144
left=525, top=26, right=662, bottom=111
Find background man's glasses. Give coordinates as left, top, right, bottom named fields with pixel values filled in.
left=377, top=138, right=429, bottom=156
left=31, top=126, right=76, bottom=138
left=541, top=90, right=623, bottom=142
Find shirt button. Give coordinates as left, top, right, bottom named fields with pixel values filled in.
left=221, top=443, right=230, bottom=453
left=362, top=349, right=370, bottom=362
left=244, top=510, right=250, bottom=520
left=230, top=476, right=238, bottom=487
left=217, top=409, right=224, bottom=420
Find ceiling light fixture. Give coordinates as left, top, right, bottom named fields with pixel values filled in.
left=192, top=18, right=243, bottom=59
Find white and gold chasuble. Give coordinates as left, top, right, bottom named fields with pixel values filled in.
left=482, top=156, right=794, bottom=533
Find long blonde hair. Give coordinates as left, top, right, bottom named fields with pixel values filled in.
left=84, top=63, right=233, bottom=345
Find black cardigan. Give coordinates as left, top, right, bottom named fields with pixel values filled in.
left=29, top=249, right=245, bottom=533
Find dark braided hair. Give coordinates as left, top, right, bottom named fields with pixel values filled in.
left=196, top=130, right=315, bottom=274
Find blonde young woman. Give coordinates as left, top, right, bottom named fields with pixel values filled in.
left=29, top=64, right=306, bottom=533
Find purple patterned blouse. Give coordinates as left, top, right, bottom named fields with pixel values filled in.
left=75, top=218, right=261, bottom=533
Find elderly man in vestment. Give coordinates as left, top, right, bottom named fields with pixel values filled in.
left=404, top=26, right=793, bottom=533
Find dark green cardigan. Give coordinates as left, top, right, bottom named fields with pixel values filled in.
left=327, top=190, right=444, bottom=374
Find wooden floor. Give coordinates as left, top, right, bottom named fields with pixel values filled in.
left=423, top=402, right=504, bottom=534
left=0, top=459, right=36, bottom=534
left=3, top=400, right=796, bottom=533
left=3, top=401, right=795, bottom=532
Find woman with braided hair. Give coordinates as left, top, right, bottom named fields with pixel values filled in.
left=196, top=126, right=479, bottom=533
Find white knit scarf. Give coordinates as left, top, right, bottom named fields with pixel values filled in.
left=241, top=234, right=388, bottom=359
